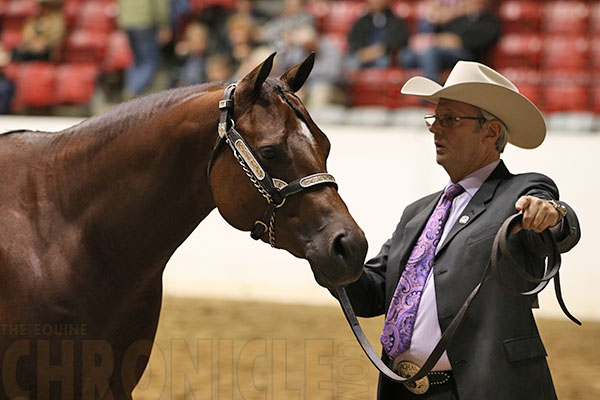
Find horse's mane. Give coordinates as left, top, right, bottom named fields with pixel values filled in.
left=64, top=82, right=224, bottom=137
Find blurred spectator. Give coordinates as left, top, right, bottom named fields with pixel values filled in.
left=346, top=0, right=410, bottom=69
left=225, top=13, right=259, bottom=73
left=117, top=0, right=172, bottom=98
left=293, top=26, right=345, bottom=108
left=205, top=53, right=234, bottom=83
left=170, top=0, right=191, bottom=39
left=258, top=0, right=316, bottom=74
left=401, top=0, right=501, bottom=83
left=198, top=5, right=233, bottom=55
left=418, top=0, right=469, bottom=32
left=11, top=0, right=66, bottom=62
left=234, top=0, right=269, bottom=26
left=0, top=51, right=14, bottom=114
left=173, top=21, right=210, bottom=87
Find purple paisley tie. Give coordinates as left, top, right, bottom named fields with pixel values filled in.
left=380, top=183, right=465, bottom=360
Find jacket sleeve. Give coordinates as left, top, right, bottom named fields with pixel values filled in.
left=347, top=16, right=367, bottom=54
left=448, top=12, right=501, bottom=55
left=384, top=14, right=410, bottom=50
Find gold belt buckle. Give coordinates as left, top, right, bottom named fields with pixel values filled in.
left=393, top=360, right=430, bottom=395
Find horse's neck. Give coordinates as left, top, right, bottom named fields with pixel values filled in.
left=47, top=89, right=223, bottom=271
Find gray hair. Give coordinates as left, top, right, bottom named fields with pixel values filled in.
left=478, top=109, right=508, bottom=153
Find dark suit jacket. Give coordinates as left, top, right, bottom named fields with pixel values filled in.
left=345, top=161, right=581, bottom=400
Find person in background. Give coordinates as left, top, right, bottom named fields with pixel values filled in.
left=205, top=53, right=233, bottom=83
left=258, top=0, right=315, bottom=74
left=11, top=0, right=66, bottom=62
left=346, top=0, right=410, bottom=69
left=291, top=26, right=345, bottom=109
left=401, top=0, right=501, bottom=83
left=172, top=21, right=210, bottom=87
left=117, top=0, right=172, bottom=99
left=340, top=61, right=580, bottom=399
left=224, top=13, right=259, bottom=74
left=0, top=49, right=14, bottom=114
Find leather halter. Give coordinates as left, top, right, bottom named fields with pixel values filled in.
left=336, top=213, right=580, bottom=385
left=207, top=83, right=338, bottom=247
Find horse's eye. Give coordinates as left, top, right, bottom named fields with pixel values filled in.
left=259, top=147, right=277, bottom=160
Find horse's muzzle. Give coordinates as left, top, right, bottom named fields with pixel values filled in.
left=308, top=228, right=367, bottom=289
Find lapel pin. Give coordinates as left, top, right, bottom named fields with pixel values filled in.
left=459, top=215, right=469, bottom=225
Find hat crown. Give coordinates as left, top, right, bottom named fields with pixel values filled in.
left=444, top=61, right=518, bottom=93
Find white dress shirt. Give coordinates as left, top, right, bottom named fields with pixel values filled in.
left=400, top=160, right=501, bottom=371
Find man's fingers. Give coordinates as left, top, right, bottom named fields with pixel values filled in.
left=515, top=195, right=531, bottom=212
left=518, top=197, right=559, bottom=232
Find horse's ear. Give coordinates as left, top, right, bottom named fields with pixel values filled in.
left=237, top=52, right=276, bottom=98
left=279, top=52, right=315, bottom=93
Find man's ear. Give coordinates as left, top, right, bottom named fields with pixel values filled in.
left=484, top=120, right=503, bottom=142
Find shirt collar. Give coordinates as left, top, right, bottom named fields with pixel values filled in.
left=447, top=159, right=501, bottom=198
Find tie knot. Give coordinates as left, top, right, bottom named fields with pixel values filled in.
left=444, top=183, right=464, bottom=200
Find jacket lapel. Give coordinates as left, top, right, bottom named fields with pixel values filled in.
left=436, top=161, right=511, bottom=255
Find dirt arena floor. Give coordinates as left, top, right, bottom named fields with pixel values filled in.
left=133, top=296, right=600, bottom=400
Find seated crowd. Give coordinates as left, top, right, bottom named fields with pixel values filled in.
left=0, top=0, right=501, bottom=114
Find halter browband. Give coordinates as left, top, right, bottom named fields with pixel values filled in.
left=208, top=83, right=338, bottom=246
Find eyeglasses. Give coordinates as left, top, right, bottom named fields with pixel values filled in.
left=424, top=114, right=486, bottom=128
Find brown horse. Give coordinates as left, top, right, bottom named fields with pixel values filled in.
left=0, top=54, right=367, bottom=399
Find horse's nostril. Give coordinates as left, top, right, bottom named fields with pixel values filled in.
left=333, top=233, right=347, bottom=260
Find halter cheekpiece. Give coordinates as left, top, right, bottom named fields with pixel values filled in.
left=208, top=83, right=338, bottom=247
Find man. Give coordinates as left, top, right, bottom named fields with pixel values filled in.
left=344, top=61, right=580, bottom=399
left=401, top=0, right=501, bottom=83
left=117, top=0, right=172, bottom=98
left=346, top=0, right=410, bottom=69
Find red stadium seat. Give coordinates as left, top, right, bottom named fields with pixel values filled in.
left=591, top=38, right=600, bottom=71
left=102, top=30, right=133, bottom=73
left=347, top=68, right=422, bottom=109
left=2, top=0, right=37, bottom=31
left=0, top=27, right=22, bottom=51
left=497, top=68, right=542, bottom=107
left=74, top=1, right=117, bottom=33
left=542, top=1, right=589, bottom=35
left=347, top=68, right=391, bottom=108
left=64, top=29, right=109, bottom=63
left=321, top=1, right=366, bottom=35
left=11, top=62, right=57, bottom=110
left=498, top=1, right=542, bottom=34
left=307, top=1, right=330, bottom=33
left=590, top=85, right=600, bottom=114
left=189, top=0, right=235, bottom=15
left=55, top=63, right=99, bottom=105
left=542, top=85, right=589, bottom=113
left=591, top=3, right=600, bottom=36
left=541, top=36, right=589, bottom=73
left=492, top=33, right=542, bottom=70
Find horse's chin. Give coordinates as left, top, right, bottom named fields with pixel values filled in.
left=308, top=259, right=364, bottom=289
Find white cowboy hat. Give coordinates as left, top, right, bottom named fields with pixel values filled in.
left=401, top=61, right=546, bottom=149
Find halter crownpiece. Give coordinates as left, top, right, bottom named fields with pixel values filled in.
left=209, top=83, right=338, bottom=247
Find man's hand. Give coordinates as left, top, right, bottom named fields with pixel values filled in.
left=514, top=195, right=562, bottom=233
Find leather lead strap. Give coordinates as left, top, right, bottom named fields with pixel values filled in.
left=336, top=213, right=579, bottom=384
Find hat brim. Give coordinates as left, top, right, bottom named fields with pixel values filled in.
left=402, top=77, right=546, bottom=149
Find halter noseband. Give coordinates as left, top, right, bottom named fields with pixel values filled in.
left=207, top=83, right=338, bottom=247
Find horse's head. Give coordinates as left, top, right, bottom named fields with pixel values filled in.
left=209, top=53, right=367, bottom=289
